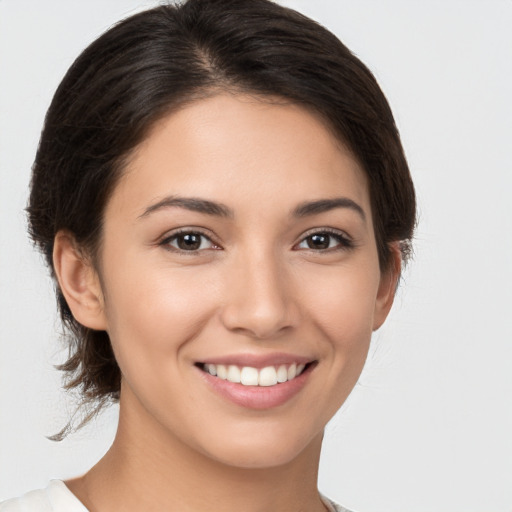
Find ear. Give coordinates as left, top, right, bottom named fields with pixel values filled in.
left=53, top=231, right=107, bottom=331
left=373, top=242, right=401, bottom=331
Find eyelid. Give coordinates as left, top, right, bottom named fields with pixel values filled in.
left=293, top=227, right=354, bottom=251
left=158, top=227, right=222, bottom=252
left=156, top=226, right=353, bottom=253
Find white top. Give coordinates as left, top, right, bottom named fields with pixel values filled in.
left=0, top=481, right=87, bottom=511
left=0, top=480, right=352, bottom=511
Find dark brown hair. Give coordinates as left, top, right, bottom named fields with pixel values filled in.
left=27, top=0, right=416, bottom=437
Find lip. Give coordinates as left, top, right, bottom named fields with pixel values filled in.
left=195, top=355, right=317, bottom=410
left=199, top=352, right=313, bottom=369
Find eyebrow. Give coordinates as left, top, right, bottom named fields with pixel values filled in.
left=139, top=195, right=366, bottom=222
left=139, top=196, right=234, bottom=219
left=293, top=197, right=366, bottom=222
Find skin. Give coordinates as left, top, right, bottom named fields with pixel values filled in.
left=54, top=94, right=400, bottom=512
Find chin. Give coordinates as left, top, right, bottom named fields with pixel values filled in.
left=196, top=425, right=324, bottom=470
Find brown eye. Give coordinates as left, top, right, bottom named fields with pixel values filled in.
left=163, top=231, right=216, bottom=252
left=307, top=233, right=330, bottom=250
left=296, top=230, right=352, bottom=251
left=176, top=233, right=202, bottom=250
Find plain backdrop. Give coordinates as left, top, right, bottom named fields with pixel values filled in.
left=1, top=1, right=511, bottom=511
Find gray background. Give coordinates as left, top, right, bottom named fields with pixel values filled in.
left=1, top=1, right=511, bottom=510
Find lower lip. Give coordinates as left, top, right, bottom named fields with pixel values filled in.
left=197, top=365, right=314, bottom=410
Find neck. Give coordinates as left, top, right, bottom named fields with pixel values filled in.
left=67, top=389, right=327, bottom=512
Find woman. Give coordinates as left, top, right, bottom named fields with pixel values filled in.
left=1, top=0, right=415, bottom=510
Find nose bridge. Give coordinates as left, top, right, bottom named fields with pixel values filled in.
left=220, top=243, right=297, bottom=339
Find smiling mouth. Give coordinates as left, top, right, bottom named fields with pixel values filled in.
left=197, top=362, right=314, bottom=387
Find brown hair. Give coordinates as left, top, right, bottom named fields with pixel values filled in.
left=27, top=0, right=416, bottom=437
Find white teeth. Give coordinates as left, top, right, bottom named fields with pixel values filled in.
left=217, top=364, right=227, bottom=380
left=203, top=361, right=309, bottom=387
left=259, top=366, right=278, bottom=387
left=276, top=365, right=288, bottom=383
left=240, top=367, right=259, bottom=386
left=227, top=365, right=241, bottom=383
left=287, top=363, right=297, bottom=380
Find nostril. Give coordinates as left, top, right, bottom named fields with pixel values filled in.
left=218, top=269, right=299, bottom=339
left=219, top=304, right=298, bottom=340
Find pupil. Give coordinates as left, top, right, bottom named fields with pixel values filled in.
left=308, top=234, right=329, bottom=249
left=178, top=233, right=201, bottom=250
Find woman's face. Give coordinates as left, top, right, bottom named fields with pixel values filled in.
left=94, top=94, right=397, bottom=469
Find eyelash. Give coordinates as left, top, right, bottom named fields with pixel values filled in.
left=294, top=228, right=354, bottom=252
left=159, top=228, right=354, bottom=254
left=159, top=228, right=220, bottom=253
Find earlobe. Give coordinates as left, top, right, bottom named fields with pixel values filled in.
left=53, top=231, right=107, bottom=331
left=373, top=242, right=402, bottom=331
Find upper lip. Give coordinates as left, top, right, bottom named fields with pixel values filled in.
left=197, top=352, right=315, bottom=369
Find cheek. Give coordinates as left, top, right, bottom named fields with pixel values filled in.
left=311, top=269, right=381, bottom=405
left=101, top=261, right=219, bottom=374
left=301, top=262, right=380, bottom=364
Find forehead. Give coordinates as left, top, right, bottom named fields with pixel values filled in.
left=108, top=93, right=370, bottom=220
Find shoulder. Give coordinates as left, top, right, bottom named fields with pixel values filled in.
left=321, top=494, right=355, bottom=512
left=0, top=481, right=88, bottom=512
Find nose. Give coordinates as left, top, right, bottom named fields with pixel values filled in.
left=219, top=249, right=299, bottom=339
